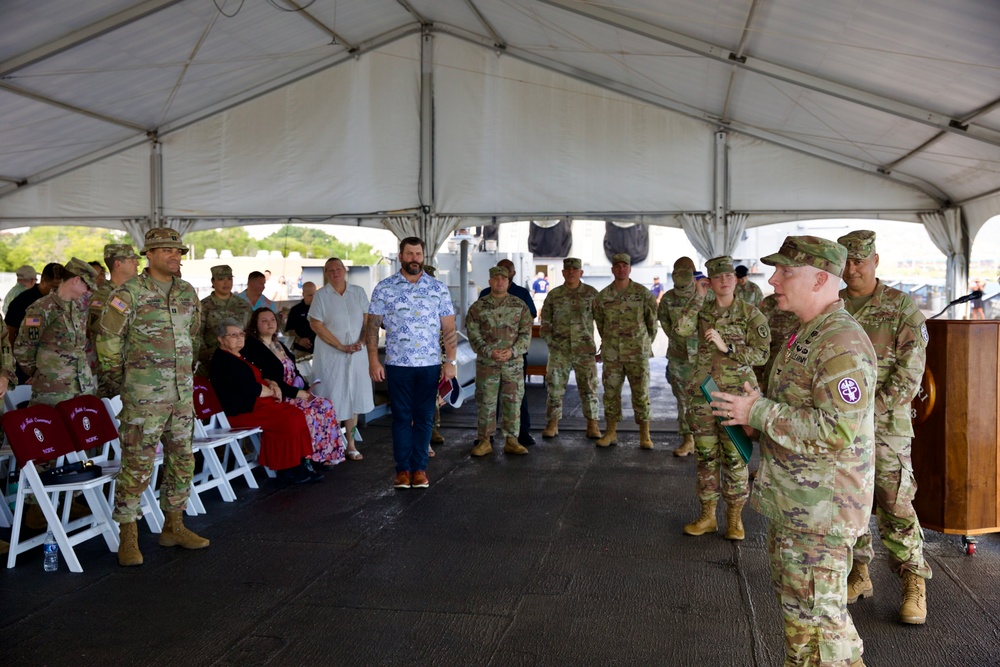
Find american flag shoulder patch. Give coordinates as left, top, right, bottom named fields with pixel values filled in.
left=109, top=297, right=129, bottom=314
left=24, top=316, right=41, bottom=327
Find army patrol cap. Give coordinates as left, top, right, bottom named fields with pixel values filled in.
left=761, top=235, right=848, bottom=276
left=563, top=258, right=582, bottom=270
left=211, top=265, right=234, bottom=280
left=15, top=265, right=36, bottom=280
left=423, top=264, right=437, bottom=277
left=63, top=257, right=100, bottom=290
left=104, top=243, right=139, bottom=264
left=489, top=265, right=511, bottom=279
left=141, top=227, right=188, bottom=256
left=672, top=267, right=694, bottom=286
left=836, top=230, right=877, bottom=260
left=611, top=253, right=631, bottom=266
left=706, top=256, right=735, bottom=278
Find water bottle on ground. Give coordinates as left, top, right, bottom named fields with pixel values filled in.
left=43, top=531, right=59, bottom=572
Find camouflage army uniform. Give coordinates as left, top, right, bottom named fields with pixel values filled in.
left=757, top=294, right=801, bottom=395
left=96, top=272, right=201, bottom=523
left=657, top=271, right=700, bottom=437
left=593, top=280, right=658, bottom=422
left=734, top=279, right=764, bottom=307
left=467, top=291, right=532, bottom=440
left=540, top=281, right=600, bottom=420
left=676, top=278, right=769, bottom=505
left=198, top=292, right=252, bottom=375
left=0, top=323, right=18, bottom=394
left=841, top=278, right=930, bottom=579
left=14, top=287, right=96, bottom=406
left=87, top=282, right=113, bottom=341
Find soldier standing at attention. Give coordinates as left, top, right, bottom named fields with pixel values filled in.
left=88, top=244, right=140, bottom=342
left=757, top=293, right=800, bottom=396
left=710, top=236, right=876, bottom=667
left=837, top=230, right=930, bottom=625
left=468, top=265, right=533, bottom=457
left=677, top=256, right=769, bottom=539
left=198, top=265, right=252, bottom=375
left=593, top=253, right=658, bottom=448
left=657, top=257, right=701, bottom=457
left=539, top=258, right=601, bottom=440
left=734, top=264, right=764, bottom=306
left=15, top=258, right=100, bottom=406
left=96, top=227, right=208, bottom=567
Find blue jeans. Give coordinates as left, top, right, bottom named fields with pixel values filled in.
left=386, top=364, right=439, bottom=473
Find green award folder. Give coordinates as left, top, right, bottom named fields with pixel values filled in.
left=700, top=375, right=754, bottom=465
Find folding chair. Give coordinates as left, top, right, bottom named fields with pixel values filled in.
left=193, top=377, right=268, bottom=483
left=2, top=404, right=119, bottom=572
left=59, top=395, right=164, bottom=533
left=3, top=384, right=32, bottom=412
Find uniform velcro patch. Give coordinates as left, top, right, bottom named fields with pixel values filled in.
left=24, top=316, right=41, bottom=327
left=109, top=297, right=129, bottom=314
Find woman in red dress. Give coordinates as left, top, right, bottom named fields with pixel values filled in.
left=209, top=319, right=322, bottom=483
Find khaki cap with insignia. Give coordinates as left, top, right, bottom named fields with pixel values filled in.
left=706, top=256, right=735, bottom=278
left=104, top=243, right=139, bottom=264
left=63, top=256, right=100, bottom=290
left=672, top=267, right=694, bottom=286
left=211, top=265, right=234, bottom=280
left=141, top=227, right=188, bottom=256
left=836, top=230, right=876, bottom=260
left=611, top=253, right=631, bottom=266
left=423, top=264, right=437, bottom=277
left=489, top=265, right=511, bottom=279
left=760, top=235, right=848, bottom=276
left=15, top=265, right=36, bottom=280
left=563, top=258, right=582, bottom=270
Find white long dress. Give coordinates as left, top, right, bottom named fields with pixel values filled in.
left=309, top=283, right=375, bottom=417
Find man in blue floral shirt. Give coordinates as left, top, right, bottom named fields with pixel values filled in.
left=367, top=237, right=457, bottom=490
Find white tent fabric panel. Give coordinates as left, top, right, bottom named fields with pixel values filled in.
left=963, top=195, right=1000, bottom=242
left=0, top=145, right=149, bottom=222
left=433, top=37, right=714, bottom=216
left=728, top=134, right=939, bottom=213
left=161, top=37, right=422, bottom=218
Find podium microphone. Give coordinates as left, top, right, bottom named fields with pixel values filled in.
left=930, top=289, right=984, bottom=319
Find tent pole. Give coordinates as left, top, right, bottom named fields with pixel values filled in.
left=713, top=130, right=728, bottom=256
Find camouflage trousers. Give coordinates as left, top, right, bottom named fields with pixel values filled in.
left=768, top=523, right=863, bottom=666
left=545, top=350, right=599, bottom=420
left=113, top=401, right=195, bottom=524
left=475, top=360, right=524, bottom=439
left=851, top=434, right=931, bottom=579
left=601, top=358, right=651, bottom=422
left=666, top=358, right=697, bottom=436
left=694, top=432, right=749, bottom=504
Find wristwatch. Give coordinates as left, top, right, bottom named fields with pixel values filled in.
left=445, top=359, right=457, bottom=366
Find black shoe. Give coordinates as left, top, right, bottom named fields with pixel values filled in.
left=518, top=432, right=536, bottom=447
left=282, top=466, right=313, bottom=484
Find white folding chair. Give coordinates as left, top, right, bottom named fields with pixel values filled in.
left=3, top=384, right=32, bottom=412
left=193, top=377, right=268, bottom=483
left=2, top=403, right=119, bottom=572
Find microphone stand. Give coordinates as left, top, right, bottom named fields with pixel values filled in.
left=929, top=291, right=983, bottom=320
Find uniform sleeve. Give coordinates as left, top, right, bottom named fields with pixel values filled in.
left=190, top=294, right=202, bottom=366
left=593, top=294, right=605, bottom=338
left=95, top=287, right=134, bottom=398
left=539, top=295, right=554, bottom=345
left=466, top=303, right=489, bottom=358
left=729, top=306, right=770, bottom=367
left=0, top=324, right=16, bottom=385
left=644, top=291, right=658, bottom=340
left=12, top=303, right=44, bottom=379
left=674, top=292, right=706, bottom=337
left=511, top=304, right=533, bottom=357
left=748, top=343, right=874, bottom=455
left=656, top=297, right=672, bottom=336
left=876, top=306, right=927, bottom=415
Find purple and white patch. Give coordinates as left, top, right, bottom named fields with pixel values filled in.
left=837, top=377, right=861, bottom=404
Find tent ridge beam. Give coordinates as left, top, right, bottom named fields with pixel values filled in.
left=539, top=0, right=1000, bottom=150
left=463, top=0, right=506, bottom=49
left=0, top=82, right=147, bottom=132
left=285, top=0, right=357, bottom=51
left=395, top=0, right=427, bottom=25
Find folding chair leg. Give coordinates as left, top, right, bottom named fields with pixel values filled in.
left=142, top=487, right=164, bottom=533
left=36, top=488, right=83, bottom=573
left=80, top=486, right=119, bottom=552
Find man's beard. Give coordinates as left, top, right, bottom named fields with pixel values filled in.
left=403, top=261, right=422, bottom=276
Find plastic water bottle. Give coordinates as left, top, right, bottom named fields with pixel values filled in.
left=43, top=531, right=59, bottom=572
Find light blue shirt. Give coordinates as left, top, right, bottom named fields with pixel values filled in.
left=369, top=272, right=455, bottom=367
left=236, top=290, right=277, bottom=314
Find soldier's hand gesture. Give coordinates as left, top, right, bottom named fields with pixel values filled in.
left=710, top=381, right=760, bottom=430
left=705, top=328, right=728, bottom=353
left=695, top=277, right=710, bottom=297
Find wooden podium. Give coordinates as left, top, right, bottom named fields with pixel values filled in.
left=911, top=320, right=1000, bottom=548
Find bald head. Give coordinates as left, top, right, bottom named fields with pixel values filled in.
left=302, top=281, right=317, bottom=305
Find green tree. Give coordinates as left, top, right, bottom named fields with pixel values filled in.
left=258, top=225, right=378, bottom=264
left=0, top=226, right=123, bottom=271
left=185, top=227, right=259, bottom=259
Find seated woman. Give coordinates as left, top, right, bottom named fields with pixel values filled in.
left=241, top=308, right=346, bottom=469
left=209, top=318, right=322, bottom=483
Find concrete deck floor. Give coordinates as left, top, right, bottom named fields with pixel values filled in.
left=3, top=366, right=1000, bottom=666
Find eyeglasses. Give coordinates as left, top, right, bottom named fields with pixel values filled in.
left=223, top=332, right=246, bottom=339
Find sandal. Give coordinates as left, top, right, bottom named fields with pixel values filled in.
left=428, top=445, right=435, bottom=458
left=346, top=449, right=363, bottom=461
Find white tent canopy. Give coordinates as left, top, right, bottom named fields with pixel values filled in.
left=2, top=1, right=999, bottom=297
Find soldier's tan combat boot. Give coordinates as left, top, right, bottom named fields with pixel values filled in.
left=504, top=435, right=529, bottom=455
left=25, top=502, right=47, bottom=531
left=673, top=434, right=695, bottom=457
left=117, top=521, right=143, bottom=567
left=586, top=418, right=601, bottom=439
left=430, top=426, right=445, bottom=444
left=159, top=511, right=210, bottom=550
left=846, top=561, right=874, bottom=603
left=724, top=501, right=745, bottom=540
left=639, top=421, right=654, bottom=449
left=596, top=420, right=618, bottom=447
left=541, top=418, right=559, bottom=439
left=470, top=438, right=492, bottom=457
left=683, top=500, right=718, bottom=536
left=899, top=571, right=927, bottom=624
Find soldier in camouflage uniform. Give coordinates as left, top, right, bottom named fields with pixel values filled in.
left=540, top=257, right=601, bottom=440
left=710, top=236, right=877, bottom=667
left=87, top=244, right=140, bottom=346
left=757, top=293, right=800, bottom=396
left=0, top=322, right=14, bottom=555
left=198, top=264, right=252, bottom=376
left=593, top=253, right=658, bottom=448
left=837, top=230, right=930, bottom=625
left=15, top=257, right=99, bottom=406
left=96, top=227, right=209, bottom=567
left=676, top=255, right=769, bottom=540
left=734, top=264, right=764, bottom=306
left=467, top=265, right=533, bottom=457
left=657, top=257, right=701, bottom=456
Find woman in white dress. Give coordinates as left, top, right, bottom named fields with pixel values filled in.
left=309, top=258, right=375, bottom=460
